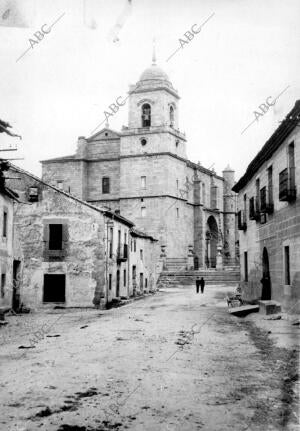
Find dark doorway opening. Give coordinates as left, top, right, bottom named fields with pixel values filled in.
left=206, top=216, right=219, bottom=268
left=261, top=247, right=271, bottom=300
left=12, top=260, right=21, bottom=311
left=43, top=274, right=66, bottom=303
left=49, top=224, right=63, bottom=250
left=116, top=270, right=120, bottom=297
left=194, top=256, right=199, bottom=270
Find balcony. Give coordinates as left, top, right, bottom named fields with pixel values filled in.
left=117, top=243, right=128, bottom=263
left=279, top=168, right=296, bottom=202
left=237, top=210, right=247, bottom=231
left=260, top=187, right=274, bottom=214
left=249, top=197, right=260, bottom=221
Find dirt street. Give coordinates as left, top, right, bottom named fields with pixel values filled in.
left=0, top=286, right=299, bottom=431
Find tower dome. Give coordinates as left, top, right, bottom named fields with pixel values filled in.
left=139, top=64, right=170, bottom=82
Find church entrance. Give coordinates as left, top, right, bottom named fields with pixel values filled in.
left=205, top=216, right=219, bottom=268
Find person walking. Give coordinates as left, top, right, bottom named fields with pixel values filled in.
left=196, top=276, right=200, bottom=293
left=200, top=277, right=205, bottom=294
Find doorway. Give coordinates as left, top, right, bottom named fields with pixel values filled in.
left=261, top=247, right=271, bottom=300
left=12, top=260, right=21, bottom=311
left=206, top=216, right=219, bottom=268
left=116, top=270, right=120, bottom=297
left=43, top=274, right=66, bottom=303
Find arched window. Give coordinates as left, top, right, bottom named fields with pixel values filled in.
left=141, top=103, right=151, bottom=127
left=170, top=105, right=174, bottom=127
left=102, top=177, right=110, bottom=194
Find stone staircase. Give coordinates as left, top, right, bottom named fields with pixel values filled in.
left=158, top=269, right=240, bottom=287
left=165, top=258, right=188, bottom=271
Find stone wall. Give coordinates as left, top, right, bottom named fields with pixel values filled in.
left=0, top=193, right=15, bottom=308
left=238, top=126, right=300, bottom=310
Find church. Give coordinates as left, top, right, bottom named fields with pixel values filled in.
left=41, top=56, right=237, bottom=271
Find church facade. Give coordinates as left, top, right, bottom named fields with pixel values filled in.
left=42, top=60, right=237, bottom=269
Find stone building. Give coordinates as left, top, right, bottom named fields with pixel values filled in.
left=41, top=58, right=237, bottom=270
left=0, top=166, right=20, bottom=310
left=6, top=165, right=160, bottom=309
left=233, top=100, right=300, bottom=311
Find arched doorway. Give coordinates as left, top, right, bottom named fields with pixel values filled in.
left=261, top=247, right=271, bottom=300
left=206, top=216, right=219, bottom=268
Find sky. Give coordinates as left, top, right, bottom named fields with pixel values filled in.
left=0, top=0, right=299, bottom=181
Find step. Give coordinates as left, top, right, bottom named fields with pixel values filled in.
left=258, top=300, right=281, bottom=315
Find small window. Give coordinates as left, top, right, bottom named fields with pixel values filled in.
left=28, top=187, right=39, bottom=202
left=134, top=239, right=136, bottom=252
left=49, top=224, right=63, bottom=250
left=176, top=208, right=179, bottom=218
left=1, top=273, right=5, bottom=297
left=3, top=211, right=7, bottom=238
left=176, top=179, right=179, bottom=189
left=141, top=207, right=146, bottom=217
left=57, top=181, right=63, bottom=190
left=284, top=246, right=290, bottom=285
left=145, top=278, right=148, bottom=288
left=124, top=269, right=126, bottom=287
left=109, top=274, right=112, bottom=290
left=141, top=138, right=147, bottom=146
left=170, top=105, right=174, bottom=126
left=175, top=140, right=179, bottom=148
left=141, top=176, right=146, bottom=189
left=140, top=249, right=143, bottom=260
left=102, top=177, right=110, bottom=194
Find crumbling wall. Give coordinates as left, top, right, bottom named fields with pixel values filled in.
left=14, top=188, right=106, bottom=309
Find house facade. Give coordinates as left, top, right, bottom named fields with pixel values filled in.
left=6, top=166, right=160, bottom=309
left=41, top=59, right=237, bottom=270
left=233, top=101, right=300, bottom=312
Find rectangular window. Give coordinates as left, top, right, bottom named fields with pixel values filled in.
left=255, top=178, right=260, bottom=212
left=109, top=274, right=112, bottom=290
left=124, top=232, right=127, bottom=244
left=176, top=207, right=179, bottom=218
left=124, top=269, right=126, bottom=287
left=176, top=179, right=179, bottom=189
left=267, top=166, right=273, bottom=205
left=243, top=194, right=247, bottom=217
left=102, top=177, right=110, bottom=194
left=3, top=211, right=7, bottom=238
left=260, top=187, right=267, bottom=212
left=288, top=142, right=295, bottom=189
left=57, top=181, right=63, bottom=190
left=134, top=239, right=136, bottom=252
left=141, top=176, right=146, bottom=189
left=49, top=224, right=63, bottom=250
left=109, top=227, right=113, bottom=258
left=1, top=273, right=5, bottom=297
left=140, top=249, right=143, bottom=260
left=284, top=246, right=290, bottom=285
left=244, top=252, right=248, bottom=282
left=141, top=207, right=146, bottom=217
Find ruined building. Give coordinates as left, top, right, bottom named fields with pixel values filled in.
left=41, top=58, right=237, bottom=270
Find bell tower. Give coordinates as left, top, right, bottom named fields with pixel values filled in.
left=122, top=56, right=186, bottom=158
